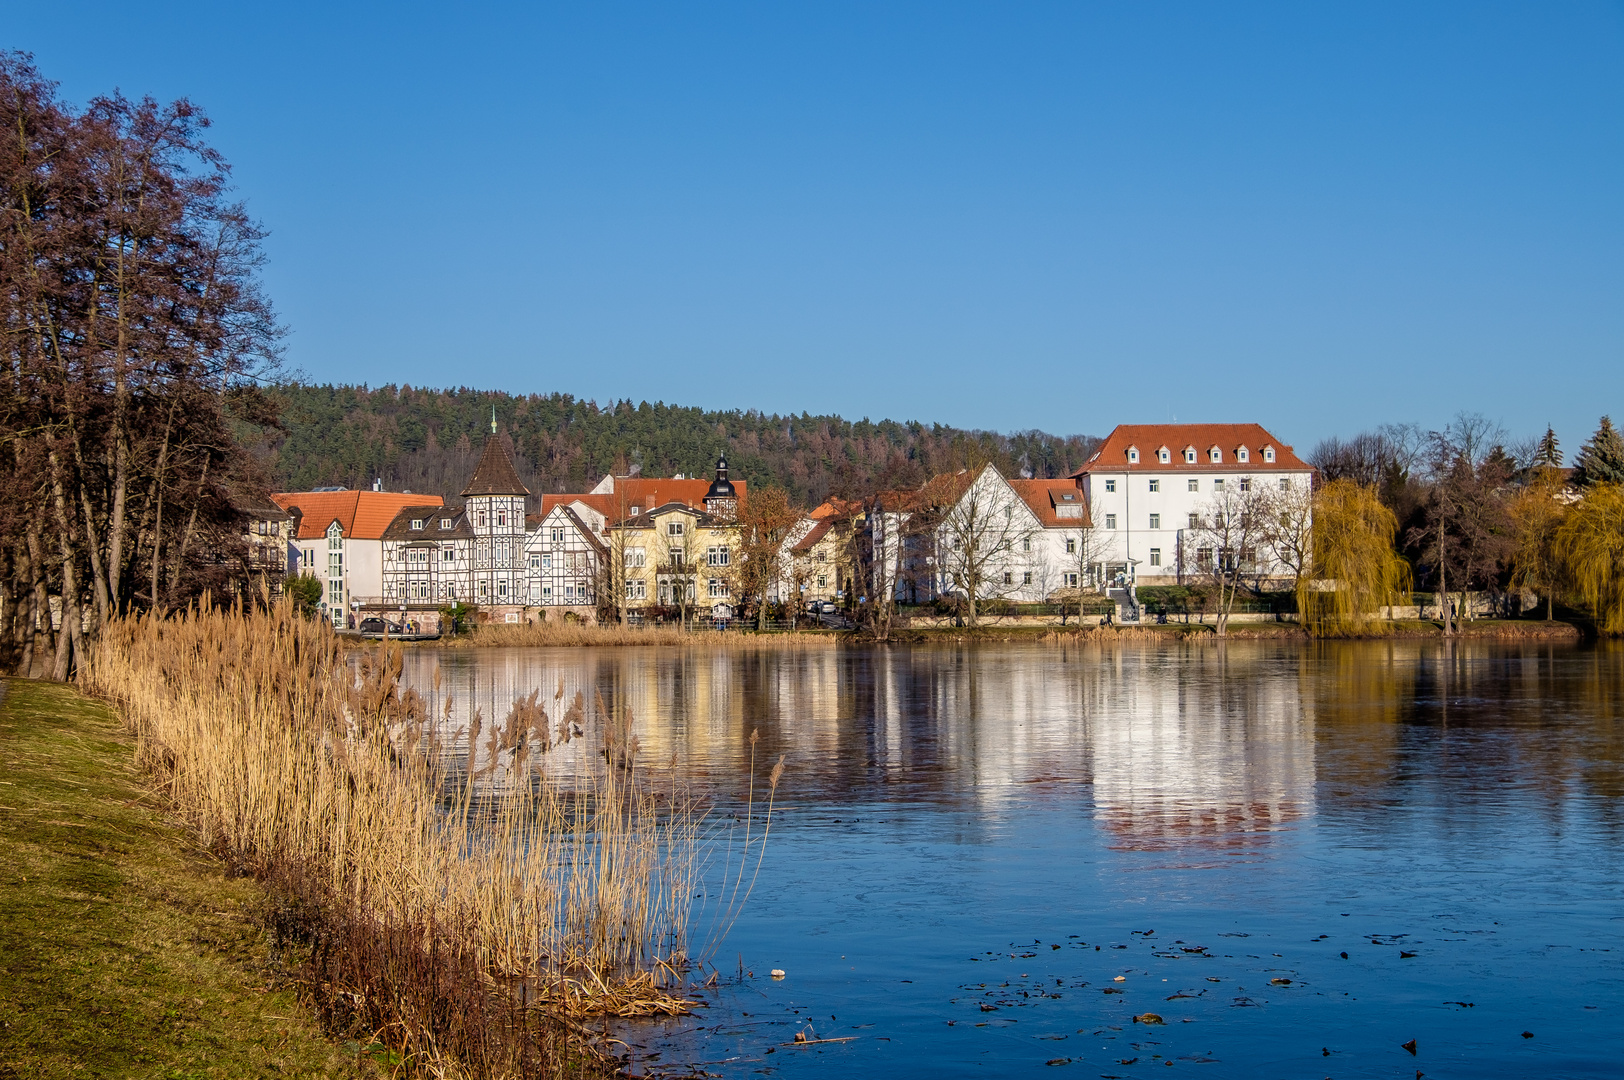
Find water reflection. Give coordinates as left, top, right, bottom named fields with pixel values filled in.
left=402, top=640, right=1624, bottom=849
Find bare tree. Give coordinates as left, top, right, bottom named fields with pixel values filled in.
left=932, top=465, right=1040, bottom=627
left=1184, top=477, right=1271, bottom=637
left=1260, top=479, right=1314, bottom=601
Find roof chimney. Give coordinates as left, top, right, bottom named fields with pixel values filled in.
left=372, top=478, right=381, bottom=492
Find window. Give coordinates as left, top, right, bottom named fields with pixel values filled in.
left=1003, top=572, right=1014, bottom=585
left=479, top=581, right=489, bottom=597
left=1149, top=514, right=1160, bottom=529
left=542, top=553, right=552, bottom=569
left=1022, top=571, right=1033, bottom=585
left=410, top=519, right=423, bottom=531
left=528, top=553, right=540, bottom=570
left=669, top=549, right=684, bottom=568
left=1021, top=538, right=1030, bottom=553
left=543, top=585, right=553, bottom=600
left=626, top=547, right=646, bottom=567
left=1189, top=513, right=1201, bottom=529
left=476, top=511, right=487, bottom=527
left=1105, top=513, right=1117, bottom=529
left=1158, top=447, right=1170, bottom=463
left=630, top=505, right=641, bottom=516
left=441, top=518, right=452, bottom=529
left=707, top=545, right=730, bottom=567
left=816, top=574, right=827, bottom=588
left=551, top=528, right=564, bottom=543
left=1209, top=447, right=1222, bottom=463
left=1149, top=548, right=1161, bottom=567
left=1239, top=478, right=1251, bottom=492
left=626, top=580, right=645, bottom=600
left=667, top=521, right=684, bottom=536
left=1148, top=479, right=1159, bottom=493
left=1263, top=446, right=1276, bottom=463
left=497, top=511, right=507, bottom=527
left=1279, top=478, right=1290, bottom=491
left=1213, top=478, right=1225, bottom=491
left=1196, top=546, right=1214, bottom=570
left=708, top=578, right=729, bottom=598
left=443, top=548, right=455, bottom=562
left=328, top=580, right=342, bottom=603
left=1188, top=479, right=1199, bottom=492
left=1064, top=572, right=1079, bottom=586
left=328, top=552, right=343, bottom=576
left=497, top=580, right=508, bottom=598
left=1105, top=479, right=1116, bottom=493
left=1184, top=447, right=1197, bottom=464
left=1065, top=538, right=1076, bottom=554
left=1127, top=446, right=1139, bottom=463
left=1238, top=447, right=1250, bottom=463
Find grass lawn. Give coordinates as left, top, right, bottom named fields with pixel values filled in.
left=0, top=678, right=364, bottom=1080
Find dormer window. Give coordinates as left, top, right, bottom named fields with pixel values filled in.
left=1157, top=446, right=1170, bottom=463
left=1184, top=447, right=1197, bottom=464
left=630, top=506, right=641, bottom=516
left=1262, top=446, right=1276, bottom=463
left=410, top=518, right=423, bottom=530
left=1236, top=447, right=1249, bottom=463
left=440, top=518, right=452, bottom=529
left=1209, top=446, right=1222, bottom=463
left=1127, top=445, right=1140, bottom=464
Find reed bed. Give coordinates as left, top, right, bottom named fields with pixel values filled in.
left=445, top=621, right=840, bottom=648
left=83, top=598, right=778, bottom=1079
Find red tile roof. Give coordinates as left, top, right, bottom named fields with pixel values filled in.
left=1008, top=478, right=1093, bottom=528
left=273, top=490, right=446, bottom=540
left=790, top=518, right=838, bottom=554
left=1072, top=423, right=1310, bottom=475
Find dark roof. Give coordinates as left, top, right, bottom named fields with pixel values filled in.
left=461, top=437, right=531, bottom=497
left=381, top=505, right=472, bottom=541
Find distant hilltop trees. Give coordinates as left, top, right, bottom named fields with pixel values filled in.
left=254, top=383, right=1102, bottom=508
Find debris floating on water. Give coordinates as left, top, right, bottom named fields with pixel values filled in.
left=1402, top=1038, right=1418, bottom=1055
left=770, top=969, right=786, bottom=979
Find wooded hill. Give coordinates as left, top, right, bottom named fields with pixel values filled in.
left=254, top=384, right=1101, bottom=508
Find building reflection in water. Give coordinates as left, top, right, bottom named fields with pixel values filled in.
left=398, top=640, right=1623, bottom=848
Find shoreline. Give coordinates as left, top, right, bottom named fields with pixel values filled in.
left=392, top=618, right=1590, bottom=649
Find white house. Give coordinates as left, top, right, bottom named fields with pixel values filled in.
left=923, top=464, right=1094, bottom=605
left=1070, top=423, right=1313, bottom=584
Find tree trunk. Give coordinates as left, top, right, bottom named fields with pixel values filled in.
left=48, top=447, right=82, bottom=682
left=1437, top=525, right=1454, bottom=637
left=25, top=518, right=54, bottom=679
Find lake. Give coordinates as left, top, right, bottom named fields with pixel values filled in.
left=402, top=640, right=1624, bottom=1079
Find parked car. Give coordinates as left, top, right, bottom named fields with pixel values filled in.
left=807, top=600, right=837, bottom=615
left=357, top=617, right=400, bottom=634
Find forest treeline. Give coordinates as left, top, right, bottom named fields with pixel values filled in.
left=254, top=382, right=1102, bottom=507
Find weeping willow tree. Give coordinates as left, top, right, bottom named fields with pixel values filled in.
left=1552, top=483, right=1624, bottom=633
left=1298, top=480, right=1412, bottom=634
left=1510, top=468, right=1570, bottom=620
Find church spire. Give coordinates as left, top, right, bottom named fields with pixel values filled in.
left=491, top=405, right=498, bottom=435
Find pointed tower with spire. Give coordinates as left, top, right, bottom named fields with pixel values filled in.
left=461, top=413, right=530, bottom=607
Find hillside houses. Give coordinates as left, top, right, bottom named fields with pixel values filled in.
left=276, top=420, right=1307, bottom=628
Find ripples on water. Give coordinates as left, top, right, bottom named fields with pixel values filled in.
left=402, top=640, right=1624, bottom=1078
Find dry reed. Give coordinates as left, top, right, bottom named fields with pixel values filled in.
left=82, top=597, right=778, bottom=1078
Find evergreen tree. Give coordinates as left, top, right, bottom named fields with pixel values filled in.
left=1573, top=416, right=1624, bottom=487
left=1536, top=426, right=1561, bottom=469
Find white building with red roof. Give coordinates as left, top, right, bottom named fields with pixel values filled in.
left=273, top=487, right=446, bottom=626
left=1069, top=423, right=1312, bottom=584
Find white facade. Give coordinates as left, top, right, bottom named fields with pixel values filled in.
left=1073, top=425, right=1313, bottom=583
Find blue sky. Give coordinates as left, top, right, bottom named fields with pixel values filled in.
left=12, top=2, right=1624, bottom=452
